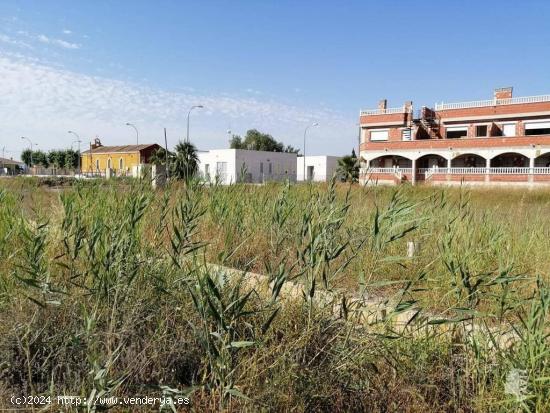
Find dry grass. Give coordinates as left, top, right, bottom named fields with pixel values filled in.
left=0, top=177, right=548, bottom=412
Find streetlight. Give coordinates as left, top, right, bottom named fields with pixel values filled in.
left=303, top=122, right=319, bottom=181
left=126, top=122, right=139, bottom=145
left=68, top=131, right=81, bottom=174
left=21, top=136, right=36, bottom=171
left=186, top=105, right=204, bottom=143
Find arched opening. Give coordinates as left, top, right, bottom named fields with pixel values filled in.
left=535, top=152, right=550, bottom=167
left=416, top=154, right=447, bottom=169
left=119, top=158, right=124, bottom=170
left=369, top=155, right=412, bottom=168
left=107, top=158, right=111, bottom=169
left=491, top=152, right=529, bottom=167
left=95, top=159, right=100, bottom=171
left=451, top=153, right=486, bottom=167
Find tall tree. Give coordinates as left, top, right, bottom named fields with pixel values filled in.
left=21, top=149, right=32, bottom=167
left=48, top=150, right=66, bottom=169
left=229, top=129, right=298, bottom=153
left=64, top=149, right=79, bottom=169
left=33, top=150, right=49, bottom=168
left=171, top=141, right=198, bottom=181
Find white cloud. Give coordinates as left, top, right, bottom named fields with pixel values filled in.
left=0, top=33, right=32, bottom=49
left=0, top=54, right=355, bottom=155
left=62, top=29, right=72, bottom=35
left=37, top=34, right=80, bottom=49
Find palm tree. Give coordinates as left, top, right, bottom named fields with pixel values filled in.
left=337, top=151, right=359, bottom=183
left=171, top=141, right=198, bottom=181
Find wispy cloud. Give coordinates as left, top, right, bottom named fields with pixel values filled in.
left=37, top=34, right=80, bottom=49
left=62, top=29, right=72, bottom=35
left=0, top=54, right=354, bottom=155
left=0, top=33, right=32, bottom=49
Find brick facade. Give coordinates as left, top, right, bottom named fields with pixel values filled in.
left=359, top=88, right=550, bottom=185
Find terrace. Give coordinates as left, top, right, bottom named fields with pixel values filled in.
left=435, top=94, right=550, bottom=111
left=360, top=106, right=412, bottom=116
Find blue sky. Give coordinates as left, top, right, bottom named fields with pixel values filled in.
left=1, top=0, right=550, bottom=159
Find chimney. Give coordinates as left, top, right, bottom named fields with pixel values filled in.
left=378, top=99, right=387, bottom=110
left=494, top=87, right=513, bottom=100
left=404, top=100, right=413, bottom=111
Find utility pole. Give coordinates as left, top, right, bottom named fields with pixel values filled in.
left=164, top=128, right=170, bottom=181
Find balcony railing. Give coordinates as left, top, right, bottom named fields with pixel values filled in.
left=363, top=167, right=550, bottom=175
left=360, top=167, right=413, bottom=174
left=435, top=94, right=550, bottom=111
left=360, top=106, right=412, bottom=116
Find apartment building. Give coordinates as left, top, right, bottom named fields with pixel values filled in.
left=359, top=87, right=550, bottom=185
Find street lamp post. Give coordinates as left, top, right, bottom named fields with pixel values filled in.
left=126, top=122, right=139, bottom=145
left=68, top=131, right=81, bottom=174
left=21, top=136, right=36, bottom=172
left=303, top=123, right=319, bottom=181
left=186, top=105, right=204, bottom=144
left=184, top=105, right=204, bottom=180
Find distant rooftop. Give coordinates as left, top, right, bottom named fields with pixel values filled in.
left=81, top=144, right=160, bottom=154
left=0, top=157, right=24, bottom=165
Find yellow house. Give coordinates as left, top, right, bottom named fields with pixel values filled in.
left=80, top=139, right=161, bottom=175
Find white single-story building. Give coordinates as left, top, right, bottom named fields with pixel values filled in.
left=297, top=155, right=342, bottom=182
left=197, top=149, right=297, bottom=185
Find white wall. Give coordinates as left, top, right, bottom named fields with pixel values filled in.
left=235, top=150, right=297, bottom=183
left=197, top=149, right=297, bottom=184
left=197, top=149, right=237, bottom=185
left=297, top=156, right=342, bottom=182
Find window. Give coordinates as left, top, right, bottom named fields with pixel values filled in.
left=370, top=130, right=389, bottom=141
left=268, top=162, right=272, bottom=175
left=475, top=125, right=488, bottom=137
left=119, top=158, right=124, bottom=170
left=107, top=158, right=111, bottom=169
left=525, top=121, right=550, bottom=136
left=204, top=163, right=210, bottom=178
left=260, top=162, right=264, bottom=174
left=95, top=159, right=100, bottom=170
left=216, top=162, right=227, bottom=180
left=446, top=126, right=468, bottom=139
left=502, top=123, right=516, bottom=137
left=402, top=129, right=412, bottom=141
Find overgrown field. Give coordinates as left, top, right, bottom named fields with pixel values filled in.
left=0, top=177, right=548, bottom=412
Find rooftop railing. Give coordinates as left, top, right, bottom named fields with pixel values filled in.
left=360, top=106, right=412, bottom=116
left=435, top=94, right=550, bottom=111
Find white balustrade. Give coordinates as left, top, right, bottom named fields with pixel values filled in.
left=436, top=94, right=550, bottom=111
left=360, top=106, right=412, bottom=116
